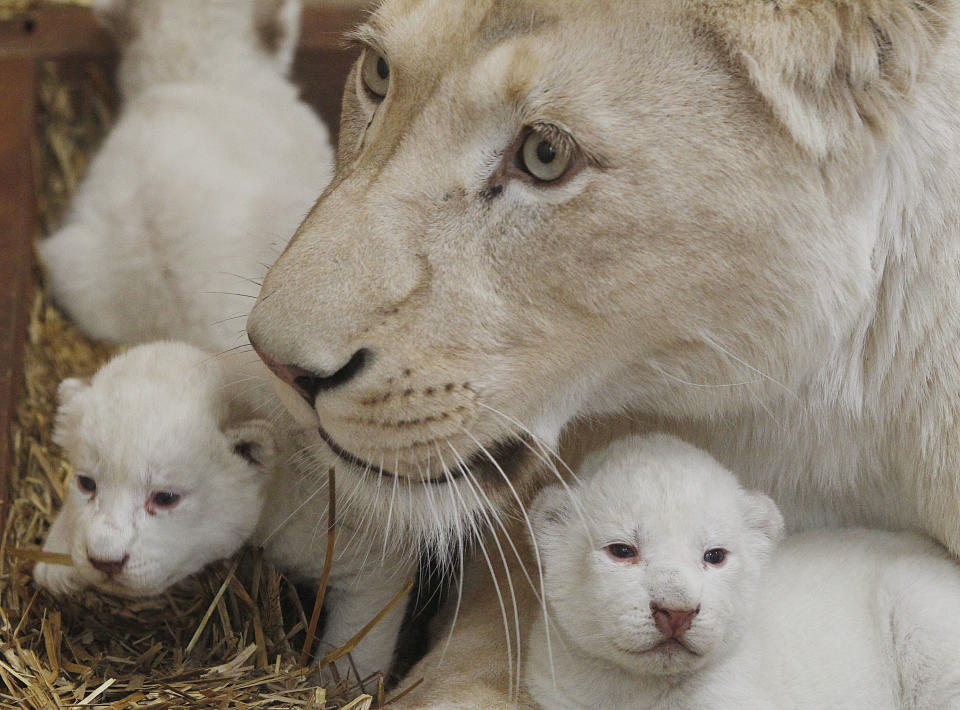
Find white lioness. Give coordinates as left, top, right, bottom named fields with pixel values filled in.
left=244, top=0, right=960, bottom=706
left=527, top=434, right=960, bottom=710
left=35, top=343, right=411, bottom=680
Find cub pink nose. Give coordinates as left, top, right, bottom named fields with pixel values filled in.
left=651, top=602, right=700, bottom=637
left=89, top=554, right=129, bottom=577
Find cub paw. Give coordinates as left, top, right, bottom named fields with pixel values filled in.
left=33, top=561, right=84, bottom=595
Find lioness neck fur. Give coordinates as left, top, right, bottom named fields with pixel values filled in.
left=245, top=1, right=960, bottom=706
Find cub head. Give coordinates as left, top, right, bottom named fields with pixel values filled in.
left=247, top=0, right=952, bottom=537
left=50, top=343, right=275, bottom=597
left=530, top=434, right=784, bottom=676
left=95, top=0, right=302, bottom=95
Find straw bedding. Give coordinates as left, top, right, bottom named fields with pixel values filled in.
left=0, top=43, right=409, bottom=710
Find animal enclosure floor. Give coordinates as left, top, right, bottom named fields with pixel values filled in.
left=0, top=56, right=390, bottom=710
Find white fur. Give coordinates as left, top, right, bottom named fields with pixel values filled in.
left=33, top=343, right=412, bottom=680
left=526, top=434, right=960, bottom=710
left=40, top=0, right=332, bottom=352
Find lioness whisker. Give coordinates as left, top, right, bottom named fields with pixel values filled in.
left=456, top=426, right=555, bottom=687
left=259, top=479, right=326, bottom=546
left=444, top=441, right=540, bottom=602
left=438, top=484, right=469, bottom=668
left=699, top=331, right=799, bottom=401
left=474, top=401, right=591, bottom=533
left=649, top=361, right=761, bottom=389
left=210, top=313, right=252, bottom=326
left=437, top=445, right=518, bottom=699
left=199, top=291, right=260, bottom=299
left=380, top=453, right=400, bottom=562
left=215, top=271, right=264, bottom=288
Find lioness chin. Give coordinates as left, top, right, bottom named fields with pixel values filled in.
left=247, top=0, right=960, bottom=705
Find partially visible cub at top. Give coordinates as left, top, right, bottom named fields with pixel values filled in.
left=526, top=435, right=960, bottom=710
left=40, top=0, right=333, bottom=352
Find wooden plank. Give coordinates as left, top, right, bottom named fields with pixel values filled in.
left=0, top=6, right=363, bottom=59
left=0, top=56, right=37, bottom=529
left=0, top=5, right=362, bottom=140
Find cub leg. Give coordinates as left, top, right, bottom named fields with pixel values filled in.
left=882, top=555, right=960, bottom=710
left=322, top=571, right=412, bottom=682
left=33, top=502, right=86, bottom=595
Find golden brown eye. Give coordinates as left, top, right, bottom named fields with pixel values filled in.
left=361, top=49, right=390, bottom=98
left=520, top=130, right=572, bottom=182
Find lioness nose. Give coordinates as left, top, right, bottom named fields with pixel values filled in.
left=89, top=554, right=129, bottom=577
left=251, top=339, right=369, bottom=406
left=651, top=602, right=700, bottom=637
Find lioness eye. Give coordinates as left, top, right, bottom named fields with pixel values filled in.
left=520, top=130, right=572, bottom=183
left=604, top=543, right=639, bottom=563
left=147, top=491, right=181, bottom=513
left=704, top=548, right=727, bottom=566
left=77, top=475, right=97, bottom=495
left=361, top=49, right=390, bottom=98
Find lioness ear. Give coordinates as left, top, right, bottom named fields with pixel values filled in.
left=226, top=420, right=277, bottom=474
left=699, top=0, right=951, bottom=157
left=253, top=0, right=301, bottom=74
left=741, top=490, right=785, bottom=554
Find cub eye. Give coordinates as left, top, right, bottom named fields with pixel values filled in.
left=361, top=49, right=390, bottom=98
left=77, top=475, right=97, bottom=495
left=604, top=543, right=639, bottom=563
left=147, top=491, right=182, bottom=513
left=704, top=548, right=727, bottom=566
left=520, top=130, right=573, bottom=183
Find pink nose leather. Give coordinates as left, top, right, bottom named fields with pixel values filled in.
left=89, top=554, right=129, bottom=577
left=651, top=603, right=699, bottom=637
left=250, top=340, right=312, bottom=396
left=249, top=338, right=370, bottom=405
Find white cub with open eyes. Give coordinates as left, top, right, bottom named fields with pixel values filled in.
left=526, top=434, right=960, bottom=710
left=33, top=343, right=412, bottom=680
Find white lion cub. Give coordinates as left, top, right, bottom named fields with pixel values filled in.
left=39, top=0, right=333, bottom=352
left=33, top=342, right=411, bottom=680
left=527, top=434, right=960, bottom=710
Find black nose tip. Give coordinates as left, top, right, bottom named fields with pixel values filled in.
left=253, top=344, right=370, bottom=406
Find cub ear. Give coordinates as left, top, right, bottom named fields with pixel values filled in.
left=698, top=0, right=951, bottom=157
left=529, top=485, right=573, bottom=544
left=57, top=377, right=90, bottom=408
left=92, top=0, right=135, bottom=40
left=253, top=0, right=302, bottom=73
left=226, top=420, right=277, bottom=474
left=52, top=377, right=91, bottom=450
left=741, top=490, right=785, bottom=554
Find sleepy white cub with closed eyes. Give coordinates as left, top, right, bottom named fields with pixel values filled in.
left=527, top=434, right=960, bottom=710
left=39, top=0, right=333, bottom=352
left=33, top=343, right=412, bottom=680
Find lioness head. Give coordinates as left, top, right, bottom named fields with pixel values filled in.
left=247, top=0, right=949, bottom=534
